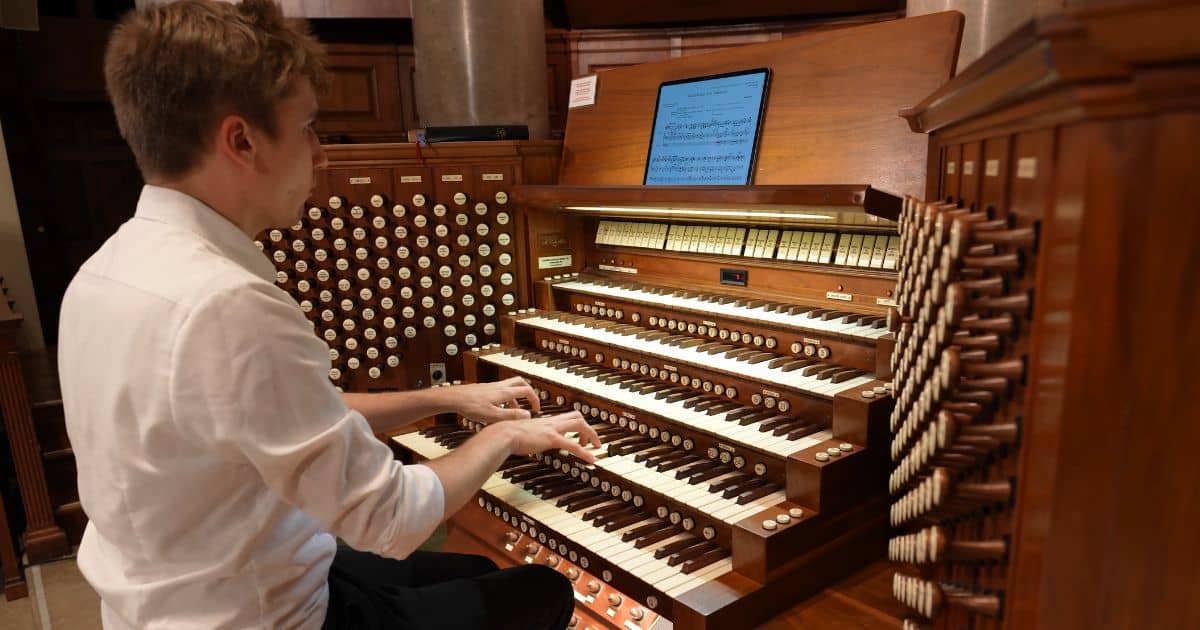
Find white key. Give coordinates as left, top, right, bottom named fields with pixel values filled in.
left=485, top=476, right=730, bottom=593
left=553, top=280, right=889, bottom=340
left=397, top=431, right=734, bottom=600
left=518, top=315, right=874, bottom=400
left=484, top=352, right=828, bottom=456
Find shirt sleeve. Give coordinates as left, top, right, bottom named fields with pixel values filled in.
left=167, top=279, right=444, bottom=560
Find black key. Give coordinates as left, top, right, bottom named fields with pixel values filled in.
left=656, top=453, right=702, bottom=472
left=737, top=410, right=777, bottom=426
left=561, top=492, right=610, bottom=512
left=725, top=347, right=757, bottom=359
left=721, top=476, right=768, bottom=499
left=815, top=365, right=843, bottom=380
left=725, top=406, right=761, bottom=421
left=634, top=445, right=676, bottom=464
left=742, top=352, right=776, bottom=365
left=554, top=488, right=600, bottom=508
left=675, top=460, right=720, bottom=480
left=757, top=415, right=795, bottom=433
left=735, top=483, right=782, bottom=505
left=654, top=537, right=702, bottom=560
left=542, top=482, right=589, bottom=500
left=772, top=420, right=810, bottom=436
left=709, top=473, right=754, bottom=493
left=691, top=397, right=727, bottom=412
left=501, top=462, right=544, bottom=479
left=705, top=401, right=741, bottom=416
left=688, top=465, right=734, bottom=484
left=582, top=502, right=629, bottom=522
left=654, top=387, right=689, bottom=400
left=622, top=520, right=672, bottom=542
left=680, top=546, right=730, bottom=574
left=666, top=391, right=699, bottom=404
left=831, top=369, right=866, bottom=383
left=780, top=359, right=815, bottom=373
left=634, top=525, right=683, bottom=549
left=604, top=512, right=649, bottom=533
left=801, top=363, right=830, bottom=377
left=668, top=541, right=719, bottom=567
left=785, top=424, right=825, bottom=441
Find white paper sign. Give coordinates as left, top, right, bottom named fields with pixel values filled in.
left=568, top=75, right=598, bottom=109
left=1017, top=157, right=1038, bottom=179
left=538, top=254, right=573, bottom=269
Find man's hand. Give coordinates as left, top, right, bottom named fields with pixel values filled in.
left=490, top=410, right=602, bottom=464
left=425, top=409, right=604, bottom=521
left=451, top=376, right=542, bottom=423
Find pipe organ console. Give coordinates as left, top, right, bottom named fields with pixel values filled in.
left=253, top=10, right=1084, bottom=629
left=397, top=186, right=905, bottom=629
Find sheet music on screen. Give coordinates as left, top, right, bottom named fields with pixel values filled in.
left=644, top=68, right=771, bottom=186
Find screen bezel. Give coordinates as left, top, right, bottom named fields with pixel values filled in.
left=642, top=67, right=772, bottom=186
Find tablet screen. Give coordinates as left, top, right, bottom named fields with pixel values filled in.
left=644, top=68, right=771, bottom=186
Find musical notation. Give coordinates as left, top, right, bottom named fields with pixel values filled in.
left=646, top=71, right=768, bottom=186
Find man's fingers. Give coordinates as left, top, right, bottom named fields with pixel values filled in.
left=547, top=410, right=584, bottom=425
left=554, top=434, right=595, bottom=464
left=550, top=414, right=600, bottom=448
left=497, top=406, right=531, bottom=421
left=510, top=382, right=541, bottom=414
left=579, top=420, right=602, bottom=449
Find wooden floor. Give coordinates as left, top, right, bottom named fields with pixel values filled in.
left=759, top=561, right=906, bottom=629
left=0, top=556, right=101, bottom=630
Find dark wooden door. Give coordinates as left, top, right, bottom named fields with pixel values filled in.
left=0, top=4, right=142, bottom=346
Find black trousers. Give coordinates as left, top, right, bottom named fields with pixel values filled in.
left=321, top=546, right=575, bottom=630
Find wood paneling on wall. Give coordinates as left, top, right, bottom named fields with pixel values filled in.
left=560, top=0, right=900, bottom=28
left=134, top=0, right=412, bottom=18
left=316, top=43, right=412, bottom=143
left=317, top=12, right=902, bottom=142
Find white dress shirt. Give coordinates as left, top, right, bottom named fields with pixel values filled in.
left=58, top=185, right=445, bottom=629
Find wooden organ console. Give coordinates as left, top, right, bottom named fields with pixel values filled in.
left=255, top=3, right=1200, bottom=627
left=885, top=4, right=1200, bottom=630
left=448, top=188, right=904, bottom=629
left=384, top=14, right=962, bottom=630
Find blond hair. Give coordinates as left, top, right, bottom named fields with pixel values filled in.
left=104, top=0, right=330, bottom=179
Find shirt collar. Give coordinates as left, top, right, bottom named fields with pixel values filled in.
left=134, top=185, right=277, bottom=283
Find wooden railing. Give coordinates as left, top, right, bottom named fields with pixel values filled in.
left=0, top=275, right=66, bottom=597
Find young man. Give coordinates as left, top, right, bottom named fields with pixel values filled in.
left=57, top=1, right=599, bottom=628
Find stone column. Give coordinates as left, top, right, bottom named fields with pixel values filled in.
left=411, top=0, right=550, bottom=139
left=908, top=0, right=1065, bottom=72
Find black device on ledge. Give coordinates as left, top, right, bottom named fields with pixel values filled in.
left=720, top=268, right=748, bottom=286
left=423, top=125, right=530, bottom=143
